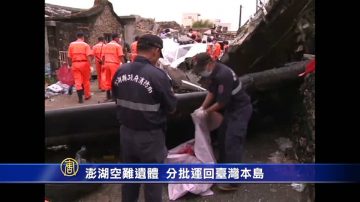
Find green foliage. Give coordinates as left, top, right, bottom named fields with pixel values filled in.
left=192, top=20, right=213, bottom=28
left=45, top=75, right=57, bottom=85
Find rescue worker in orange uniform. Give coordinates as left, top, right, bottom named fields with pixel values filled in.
left=102, top=33, right=124, bottom=100
left=212, top=39, right=222, bottom=60
left=68, top=32, right=93, bottom=103
left=92, top=36, right=105, bottom=91
left=206, top=37, right=222, bottom=61
left=207, top=37, right=214, bottom=55
left=130, top=36, right=139, bottom=62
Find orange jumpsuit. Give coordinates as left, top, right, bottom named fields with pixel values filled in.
left=130, top=41, right=138, bottom=62
left=92, top=42, right=105, bottom=90
left=207, top=42, right=222, bottom=60
left=68, top=39, right=92, bottom=99
left=102, top=40, right=124, bottom=90
left=207, top=43, right=213, bottom=55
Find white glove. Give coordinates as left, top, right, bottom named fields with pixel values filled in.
left=196, top=109, right=208, bottom=119
left=194, top=106, right=204, bottom=114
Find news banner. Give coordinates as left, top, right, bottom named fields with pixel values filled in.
left=0, top=158, right=359, bottom=183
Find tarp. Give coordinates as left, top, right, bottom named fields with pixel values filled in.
left=162, top=38, right=180, bottom=64
left=170, top=44, right=207, bottom=68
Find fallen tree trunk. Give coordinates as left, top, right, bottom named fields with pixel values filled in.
left=241, top=60, right=307, bottom=92
left=45, top=61, right=306, bottom=146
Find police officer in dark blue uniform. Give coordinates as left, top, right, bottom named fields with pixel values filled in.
left=192, top=52, right=253, bottom=191
left=112, top=34, right=177, bottom=202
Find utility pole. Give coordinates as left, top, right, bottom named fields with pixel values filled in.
left=238, top=5, right=242, bottom=28
left=256, top=0, right=259, bottom=11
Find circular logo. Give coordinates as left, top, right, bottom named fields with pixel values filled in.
left=60, top=158, right=79, bottom=177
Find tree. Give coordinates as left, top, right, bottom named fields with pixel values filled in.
left=192, top=20, right=213, bottom=28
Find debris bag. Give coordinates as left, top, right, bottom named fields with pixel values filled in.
left=166, top=112, right=222, bottom=200
left=56, top=64, right=74, bottom=86
left=56, top=81, right=70, bottom=95
left=46, top=84, right=63, bottom=93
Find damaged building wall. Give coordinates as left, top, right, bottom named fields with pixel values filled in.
left=45, top=0, right=124, bottom=73
left=45, top=26, right=50, bottom=65
left=119, top=16, right=137, bottom=44
left=123, top=22, right=136, bottom=44
left=46, top=22, right=89, bottom=71
left=89, top=5, right=123, bottom=45
left=222, top=0, right=315, bottom=76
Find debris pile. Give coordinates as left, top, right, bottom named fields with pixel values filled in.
left=268, top=137, right=296, bottom=163
left=45, top=81, right=72, bottom=99
left=222, top=0, right=315, bottom=76
left=156, top=21, right=182, bottom=32
left=45, top=3, right=83, bottom=18
left=135, top=17, right=156, bottom=35
left=291, top=72, right=315, bottom=163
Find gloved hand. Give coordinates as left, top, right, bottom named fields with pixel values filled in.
left=194, top=106, right=204, bottom=114
left=196, top=109, right=208, bottom=119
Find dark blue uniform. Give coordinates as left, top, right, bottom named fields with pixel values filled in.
left=112, top=56, right=177, bottom=202
left=208, top=62, right=252, bottom=163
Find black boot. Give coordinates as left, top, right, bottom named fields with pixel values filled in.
left=68, top=86, right=73, bottom=95
left=77, top=90, right=84, bottom=103
left=106, top=90, right=112, bottom=100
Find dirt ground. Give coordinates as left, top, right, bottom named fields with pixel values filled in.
left=45, top=79, right=314, bottom=202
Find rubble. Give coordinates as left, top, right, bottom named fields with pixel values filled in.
left=156, top=21, right=182, bottom=32
left=275, top=137, right=293, bottom=152
left=45, top=3, right=84, bottom=18
left=291, top=183, right=306, bottom=192
left=135, top=17, right=156, bottom=35
left=222, top=0, right=315, bottom=76
left=47, top=145, right=69, bottom=151
left=291, top=72, right=315, bottom=163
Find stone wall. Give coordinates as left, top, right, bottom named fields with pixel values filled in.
left=123, top=22, right=136, bottom=44
left=89, top=5, right=123, bottom=46
left=46, top=22, right=89, bottom=72
left=45, top=26, right=50, bottom=65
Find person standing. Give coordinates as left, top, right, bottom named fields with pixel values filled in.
left=102, top=33, right=124, bottom=100
left=68, top=32, right=93, bottom=103
left=130, top=36, right=139, bottom=62
left=112, top=34, right=177, bottom=202
left=212, top=39, right=222, bottom=60
left=192, top=52, right=253, bottom=191
left=223, top=40, right=230, bottom=54
left=92, top=36, right=105, bottom=91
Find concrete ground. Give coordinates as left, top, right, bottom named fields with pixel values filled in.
left=45, top=80, right=109, bottom=111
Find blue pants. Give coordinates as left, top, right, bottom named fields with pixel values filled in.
left=218, top=104, right=253, bottom=163
left=120, top=125, right=167, bottom=202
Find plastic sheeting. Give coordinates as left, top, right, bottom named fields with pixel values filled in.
left=162, top=38, right=180, bottom=64
left=45, top=81, right=71, bottom=99
left=166, top=112, right=222, bottom=200
left=56, top=65, right=74, bottom=86
left=170, top=44, right=207, bottom=68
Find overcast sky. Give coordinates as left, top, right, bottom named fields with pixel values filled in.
left=45, top=0, right=262, bottom=31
